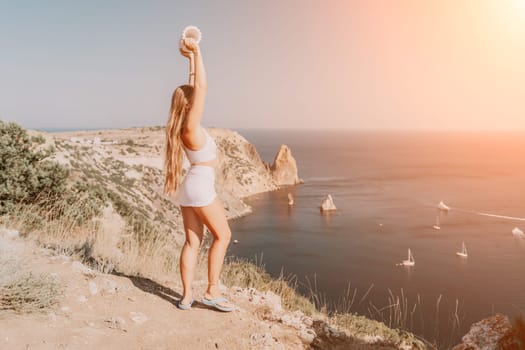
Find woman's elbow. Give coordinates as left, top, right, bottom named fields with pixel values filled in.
left=196, top=82, right=207, bottom=91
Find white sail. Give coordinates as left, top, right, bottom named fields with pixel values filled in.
left=402, top=248, right=415, bottom=266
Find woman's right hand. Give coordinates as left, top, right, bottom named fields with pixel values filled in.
left=181, top=38, right=199, bottom=54
left=179, top=39, right=193, bottom=58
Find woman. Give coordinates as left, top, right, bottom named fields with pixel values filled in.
left=164, top=37, right=235, bottom=312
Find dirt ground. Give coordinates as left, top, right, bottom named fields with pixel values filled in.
left=0, top=233, right=306, bottom=350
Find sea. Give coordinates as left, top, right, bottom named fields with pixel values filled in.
left=227, top=129, right=525, bottom=347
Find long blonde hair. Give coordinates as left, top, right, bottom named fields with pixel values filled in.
left=164, top=85, right=194, bottom=194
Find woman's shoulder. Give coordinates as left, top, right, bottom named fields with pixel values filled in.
left=181, top=125, right=207, bottom=150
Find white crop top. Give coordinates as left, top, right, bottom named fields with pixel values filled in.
left=183, top=127, right=217, bottom=163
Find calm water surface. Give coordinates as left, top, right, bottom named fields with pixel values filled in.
left=227, top=129, right=525, bottom=346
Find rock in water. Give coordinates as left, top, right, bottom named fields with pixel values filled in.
left=452, top=314, right=512, bottom=350
left=270, top=145, right=303, bottom=186
left=320, top=194, right=337, bottom=212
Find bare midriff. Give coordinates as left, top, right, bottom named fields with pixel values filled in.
left=190, top=158, right=218, bottom=168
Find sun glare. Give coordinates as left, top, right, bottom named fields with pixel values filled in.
left=493, top=0, right=525, bottom=36
left=511, top=0, right=525, bottom=18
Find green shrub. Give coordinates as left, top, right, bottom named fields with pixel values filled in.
left=0, top=121, right=69, bottom=215
left=0, top=122, right=106, bottom=224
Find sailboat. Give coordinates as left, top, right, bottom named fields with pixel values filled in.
left=456, top=242, right=468, bottom=258
left=432, top=215, right=441, bottom=230
left=402, top=248, right=415, bottom=266
left=512, top=227, right=524, bottom=237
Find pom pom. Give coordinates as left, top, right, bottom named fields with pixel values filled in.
left=181, top=25, right=202, bottom=43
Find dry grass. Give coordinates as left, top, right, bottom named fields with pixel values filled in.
left=0, top=273, right=63, bottom=314
left=331, top=312, right=421, bottom=347
left=0, top=200, right=181, bottom=282
left=331, top=312, right=430, bottom=350
left=0, top=237, right=63, bottom=315
left=221, top=256, right=316, bottom=316
left=115, top=220, right=180, bottom=280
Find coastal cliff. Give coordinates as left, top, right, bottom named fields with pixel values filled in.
left=47, top=127, right=301, bottom=245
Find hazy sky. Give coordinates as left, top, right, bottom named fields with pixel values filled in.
left=1, top=0, right=524, bottom=130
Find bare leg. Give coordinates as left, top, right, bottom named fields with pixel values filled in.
left=193, top=196, right=233, bottom=308
left=180, top=205, right=204, bottom=304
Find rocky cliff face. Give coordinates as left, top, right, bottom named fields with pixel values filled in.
left=46, top=127, right=301, bottom=245
left=213, top=129, right=278, bottom=207
left=452, top=314, right=514, bottom=350
left=269, top=144, right=303, bottom=186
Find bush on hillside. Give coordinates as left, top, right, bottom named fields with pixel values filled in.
left=0, top=121, right=106, bottom=223
left=0, top=121, right=70, bottom=215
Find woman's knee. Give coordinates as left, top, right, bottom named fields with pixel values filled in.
left=214, top=228, right=231, bottom=244
left=185, top=235, right=203, bottom=250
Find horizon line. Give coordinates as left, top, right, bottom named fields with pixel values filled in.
left=30, top=125, right=525, bottom=133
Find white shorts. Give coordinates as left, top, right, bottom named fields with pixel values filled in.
left=174, top=165, right=217, bottom=207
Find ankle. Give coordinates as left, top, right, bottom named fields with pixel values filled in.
left=206, top=283, right=220, bottom=296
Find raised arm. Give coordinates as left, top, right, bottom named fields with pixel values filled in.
left=179, top=40, right=195, bottom=86
left=188, top=54, right=195, bottom=86
left=181, top=38, right=207, bottom=133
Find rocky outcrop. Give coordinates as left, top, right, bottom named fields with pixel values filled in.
left=230, top=286, right=429, bottom=350
left=269, top=144, right=303, bottom=186
left=213, top=129, right=278, bottom=201
left=452, top=314, right=512, bottom=350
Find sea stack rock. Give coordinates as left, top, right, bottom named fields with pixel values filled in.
left=320, top=194, right=337, bottom=212
left=270, top=145, right=303, bottom=186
